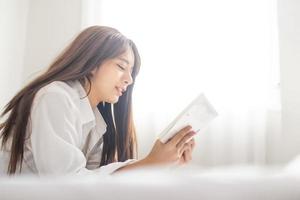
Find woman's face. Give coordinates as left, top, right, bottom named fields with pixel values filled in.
left=91, top=48, right=135, bottom=104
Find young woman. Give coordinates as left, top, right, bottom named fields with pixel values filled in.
left=0, top=26, right=196, bottom=175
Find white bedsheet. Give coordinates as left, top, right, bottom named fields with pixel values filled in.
left=1, top=165, right=300, bottom=200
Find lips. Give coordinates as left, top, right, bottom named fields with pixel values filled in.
left=115, top=87, right=126, bottom=96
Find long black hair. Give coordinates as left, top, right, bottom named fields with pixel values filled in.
left=0, top=26, right=141, bottom=174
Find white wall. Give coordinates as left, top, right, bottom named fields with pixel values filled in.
left=0, top=0, right=82, bottom=111
left=278, top=0, right=300, bottom=162
left=22, top=0, right=82, bottom=84
left=1, top=0, right=300, bottom=165
left=0, top=0, right=29, bottom=111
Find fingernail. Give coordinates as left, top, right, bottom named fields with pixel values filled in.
left=190, top=131, right=196, bottom=135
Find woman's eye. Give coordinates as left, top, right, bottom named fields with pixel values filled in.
left=117, top=64, right=125, bottom=71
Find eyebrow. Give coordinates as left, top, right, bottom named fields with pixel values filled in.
left=118, top=57, right=134, bottom=69
left=118, top=57, right=129, bottom=65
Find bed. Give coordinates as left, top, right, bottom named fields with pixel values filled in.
left=1, top=164, right=299, bottom=200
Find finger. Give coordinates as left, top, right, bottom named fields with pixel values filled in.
left=181, top=151, right=188, bottom=164
left=191, top=140, right=195, bottom=150
left=168, top=125, right=192, bottom=146
left=186, top=138, right=195, bottom=146
left=179, top=143, right=191, bottom=156
left=186, top=148, right=192, bottom=162
left=184, top=138, right=195, bottom=151
left=178, top=157, right=184, bottom=165
left=182, top=148, right=192, bottom=163
left=185, top=141, right=194, bottom=162
left=185, top=147, right=193, bottom=162
left=187, top=138, right=195, bottom=150
left=176, top=131, right=196, bottom=150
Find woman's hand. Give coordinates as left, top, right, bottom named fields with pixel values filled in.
left=114, top=126, right=196, bottom=173
left=178, top=138, right=196, bottom=165
left=144, top=125, right=196, bottom=166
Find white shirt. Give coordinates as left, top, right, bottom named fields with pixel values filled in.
left=0, top=80, right=135, bottom=175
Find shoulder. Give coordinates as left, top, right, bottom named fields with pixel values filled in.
left=32, top=81, right=79, bottom=112
left=36, top=81, right=76, bottom=99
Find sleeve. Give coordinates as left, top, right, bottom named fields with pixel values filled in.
left=30, top=91, right=135, bottom=175
left=78, top=159, right=137, bottom=176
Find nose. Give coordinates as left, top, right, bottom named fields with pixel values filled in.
left=124, top=71, right=133, bottom=86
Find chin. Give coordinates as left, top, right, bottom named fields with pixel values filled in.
left=107, top=96, right=119, bottom=104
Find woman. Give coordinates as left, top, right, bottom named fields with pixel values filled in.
left=0, top=26, right=196, bottom=175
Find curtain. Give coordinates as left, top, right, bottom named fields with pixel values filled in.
left=81, top=0, right=281, bottom=166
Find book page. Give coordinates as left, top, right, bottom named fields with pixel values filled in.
left=159, top=94, right=218, bottom=143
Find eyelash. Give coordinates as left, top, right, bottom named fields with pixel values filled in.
left=117, top=64, right=126, bottom=71
left=117, top=64, right=134, bottom=74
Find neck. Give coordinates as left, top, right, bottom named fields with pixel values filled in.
left=87, top=91, right=100, bottom=108
left=82, top=82, right=101, bottom=108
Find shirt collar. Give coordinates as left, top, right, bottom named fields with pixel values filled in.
left=70, top=80, right=107, bottom=133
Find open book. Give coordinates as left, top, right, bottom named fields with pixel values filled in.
left=159, top=93, right=218, bottom=143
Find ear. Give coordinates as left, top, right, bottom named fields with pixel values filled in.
left=91, top=67, right=98, bottom=76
